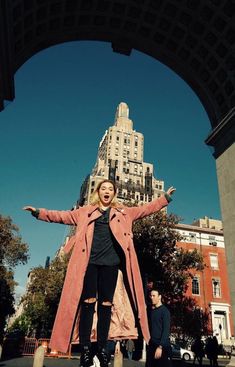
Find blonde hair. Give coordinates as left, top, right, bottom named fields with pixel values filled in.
left=89, top=179, right=120, bottom=207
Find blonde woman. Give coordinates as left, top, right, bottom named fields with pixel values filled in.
left=23, top=179, right=175, bottom=367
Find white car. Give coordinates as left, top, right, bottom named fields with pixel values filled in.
left=171, top=343, right=194, bottom=361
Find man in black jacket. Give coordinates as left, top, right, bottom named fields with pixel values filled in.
left=146, top=287, right=172, bottom=367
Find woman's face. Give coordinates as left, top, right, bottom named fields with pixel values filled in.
left=98, top=182, right=115, bottom=207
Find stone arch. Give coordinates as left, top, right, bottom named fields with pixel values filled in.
left=1, top=1, right=234, bottom=129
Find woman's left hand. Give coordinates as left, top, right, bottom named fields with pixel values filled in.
left=166, top=186, right=176, bottom=196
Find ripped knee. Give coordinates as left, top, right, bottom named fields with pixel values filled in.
left=101, top=300, right=112, bottom=306
left=83, top=297, right=96, bottom=304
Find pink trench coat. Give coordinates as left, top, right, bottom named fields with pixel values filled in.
left=37, top=195, right=169, bottom=353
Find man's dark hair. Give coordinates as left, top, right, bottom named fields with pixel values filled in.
left=151, top=282, right=163, bottom=295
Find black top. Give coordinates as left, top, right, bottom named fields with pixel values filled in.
left=89, top=208, right=121, bottom=266
left=149, top=304, right=171, bottom=348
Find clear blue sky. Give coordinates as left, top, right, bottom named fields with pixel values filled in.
left=0, top=41, right=221, bottom=299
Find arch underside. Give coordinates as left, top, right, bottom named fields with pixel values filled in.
left=0, top=0, right=234, bottom=130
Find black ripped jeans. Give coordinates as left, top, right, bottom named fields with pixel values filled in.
left=79, top=263, right=119, bottom=350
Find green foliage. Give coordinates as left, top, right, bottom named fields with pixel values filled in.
left=170, top=297, right=210, bottom=345
left=0, top=215, right=29, bottom=267
left=0, top=214, right=29, bottom=343
left=7, top=314, right=31, bottom=335
left=21, top=254, right=69, bottom=338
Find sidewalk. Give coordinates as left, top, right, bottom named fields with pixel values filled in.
left=0, top=356, right=231, bottom=367
left=1, top=357, right=143, bottom=367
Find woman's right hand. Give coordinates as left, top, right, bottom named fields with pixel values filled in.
left=22, top=206, right=36, bottom=212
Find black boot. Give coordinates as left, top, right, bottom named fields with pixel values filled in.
left=80, top=345, right=93, bottom=367
left=97, top=348, right=109, bottom=367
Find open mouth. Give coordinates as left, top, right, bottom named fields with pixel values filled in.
left=104, top=195, right=110, bottom=200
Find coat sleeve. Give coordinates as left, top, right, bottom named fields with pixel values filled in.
left=36, top=208, right=80, bottom=225
left=125, top=195, right=170, bottom=222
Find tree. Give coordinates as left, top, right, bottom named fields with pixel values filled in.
left=133, top=211, right=209, bottom=341
left=21, top=254, right=69, bottom=338
left=0, top=214, right=29, bottom=343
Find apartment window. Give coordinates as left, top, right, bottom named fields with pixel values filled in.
left=210, top=254, right=219, bottom=269
left=212, top=279, right=221, bottom=298
left=135, top=141, right=138, bottom=146
left=189, top=233, right=197, bottom=243
left=192, top=277, right=200, bottom=295
left=124, top=138, right=127, bottom=144
left=134, top=153, right=137, bottom=159
left=116, top=136, right=119, bottom=141
left=209, top=235, right=217, bottom=246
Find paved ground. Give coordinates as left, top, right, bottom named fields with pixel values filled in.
left=0, top=356, right=231, bottom=367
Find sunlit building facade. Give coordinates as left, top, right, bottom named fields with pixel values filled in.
left=78, top=102, right=164, bottom=206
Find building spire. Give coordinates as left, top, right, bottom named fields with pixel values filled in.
left=115, top=102, right=129, bottom=120
left=114, top=102, right=133, bottom=131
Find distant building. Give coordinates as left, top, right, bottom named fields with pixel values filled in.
left=176, top=219, right=233, bottom=344
left=192, top=216, right=223, bottom=231
left=78, top=102, right=164, bottom=205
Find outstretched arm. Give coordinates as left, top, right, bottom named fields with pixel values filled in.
left=126, top=186, right=176, bottom=222
left=23, top=206, right=79, bottom=225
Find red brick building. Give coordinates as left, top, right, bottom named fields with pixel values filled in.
left=176, top=219, right=233, bottom=343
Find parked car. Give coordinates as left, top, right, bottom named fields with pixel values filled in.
left=171, top=343, right=194, bottom=361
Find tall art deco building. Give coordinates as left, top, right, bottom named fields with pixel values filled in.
left=79, top=102, right=164, bottom=205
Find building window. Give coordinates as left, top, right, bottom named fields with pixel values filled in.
left=189, top=233, right=197, bottom=243
left=116, top=136, right=119, bottom=141
left=192, top=277, right=200, bottom=295
left=210, top=254, right=219, bottom=269
left=212, top=278, right=221, bottom=298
